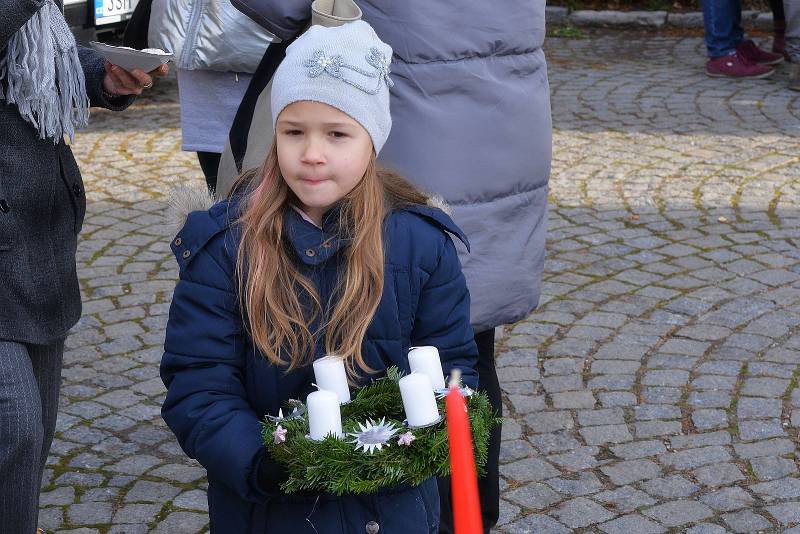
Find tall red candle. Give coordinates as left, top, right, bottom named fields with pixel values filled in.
left=446, top=379, right=483, bottom=534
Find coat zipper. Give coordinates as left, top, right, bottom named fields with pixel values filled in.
left=179, top=0, right=205, bottom=70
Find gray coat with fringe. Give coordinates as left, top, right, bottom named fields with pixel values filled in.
left=232, top=0, right=551, bottom=332
left=0, top=0, right=135, bottom=344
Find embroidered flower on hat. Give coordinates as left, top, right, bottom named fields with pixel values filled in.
left=366, top=47, right=394, bottom=89
left=303, top=47, right=393, bottom=95
left=305, top=50, right=345, bottom=79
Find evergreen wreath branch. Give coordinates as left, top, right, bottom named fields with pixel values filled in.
left=261, top=366, right=501, bottom=495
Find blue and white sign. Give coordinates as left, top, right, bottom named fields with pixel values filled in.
left=94, top=0, right=138, bottom=26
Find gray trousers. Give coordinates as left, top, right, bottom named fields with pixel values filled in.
left=786, top=0, right=800, bottom=61
left=0, top=339, right=64, bottom=534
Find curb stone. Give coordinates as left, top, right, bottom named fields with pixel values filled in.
left=546, top=6, right=773, bottom=30
left=665, top=12, right=704, bottom=28
left=571, top=9, right=667, bottom=28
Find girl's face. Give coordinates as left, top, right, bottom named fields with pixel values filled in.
left=276, top=101, right=374, bottom=225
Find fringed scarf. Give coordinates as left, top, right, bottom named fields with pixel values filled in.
left=0, top=0, right=89, bottom=143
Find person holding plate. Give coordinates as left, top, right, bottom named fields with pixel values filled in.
left=0, top=1, right=166, bottom=530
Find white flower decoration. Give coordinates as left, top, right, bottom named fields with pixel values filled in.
left=273, top=424, right=288, bottom=444
left=397, top=431, right=416, bottom=446
left=347, top=418, right=399, bottom=454
left=265, top=401, right=306, bottom=423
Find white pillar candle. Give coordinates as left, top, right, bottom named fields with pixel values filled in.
left=399, top=372, right=441, bottom=427
left=313, top=355, right=351, bottom=404
left=408, top=346, right=446, bottom=390
left=307, top=389, right=343, bottom=441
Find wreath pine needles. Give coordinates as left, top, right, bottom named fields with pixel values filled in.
left=261, top=366, right=500, bottom=495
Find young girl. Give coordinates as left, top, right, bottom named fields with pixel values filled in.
left=161, top=21, right=479, bottom=533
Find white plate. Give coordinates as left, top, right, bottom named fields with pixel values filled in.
left=89, top=42, right=173, bottom=73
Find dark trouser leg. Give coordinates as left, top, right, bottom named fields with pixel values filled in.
left=770, top=0, right=787, bottom=54
left=438, top=329, right=501, bottom=534
left=701, top=0, right=744, bottom=56
left=770, top=0, right=786, bottom=22
left=474, top=329, right=501, bottom=532
left=197, top=151, right=222, bottom=194
left=29, top=340, right=64, bottom=487
left=0, top=339, right=63, bottom=534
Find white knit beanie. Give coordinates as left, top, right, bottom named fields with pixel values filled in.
left=271, top=20, right=394, bottom=154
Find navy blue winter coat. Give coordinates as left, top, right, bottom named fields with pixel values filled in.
left=161, top=196, right=479, bottom=533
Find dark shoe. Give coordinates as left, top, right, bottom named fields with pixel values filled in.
left=737, top=39, right=784, bottom=65
left=706, top=53, right=775, bottom=79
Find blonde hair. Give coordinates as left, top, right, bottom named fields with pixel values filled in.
left=234, top=141, right=429, bottom=381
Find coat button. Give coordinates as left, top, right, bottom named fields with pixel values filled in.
left=174, top=237, right=182, bottom=246
left=321, top=238, right=333, bottom=248
left=365, top=521, right=379, bottom=534
left=0, top=199, right=8, bottom=213
left=72, top=184, right=82, bottom=197
left=305, top=249, right=316, bottom=257
left=182, top=250, right=191, bottom=259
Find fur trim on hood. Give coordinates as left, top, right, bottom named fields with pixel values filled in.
left=167, top=183, right=216, bottom=235
left=426, top=194, right=452, bottom=216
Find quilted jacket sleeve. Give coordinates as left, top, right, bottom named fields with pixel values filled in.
left=411, top=233, right=479, bottom=389
left=230, top=0, right=311, bottom=41
left=161, top=219, right=268, bottom=502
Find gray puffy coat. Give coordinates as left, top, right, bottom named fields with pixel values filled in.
left=232, top=0, right=551, bottom=331
left=149, top=0, right=277, bottom=72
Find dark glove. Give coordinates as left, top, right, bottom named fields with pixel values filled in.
left=253, top=450, right=290, bottom=495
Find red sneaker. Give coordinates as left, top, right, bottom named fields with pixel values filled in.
left=737, top=39, right=784, bottom=65
left=706, top=52, right=775, bottom=79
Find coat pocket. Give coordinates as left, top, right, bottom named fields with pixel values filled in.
left=391, top=265, right=413, bottom=340
left=57, top=148, right=87, bottom=235
left=365, top=265, right=410, bottom=342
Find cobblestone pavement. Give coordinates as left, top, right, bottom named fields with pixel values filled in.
left=40, top=32, right=799, bottom=532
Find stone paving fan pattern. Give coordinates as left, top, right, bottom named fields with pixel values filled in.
left=39, top=32, right=800, bottom=533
